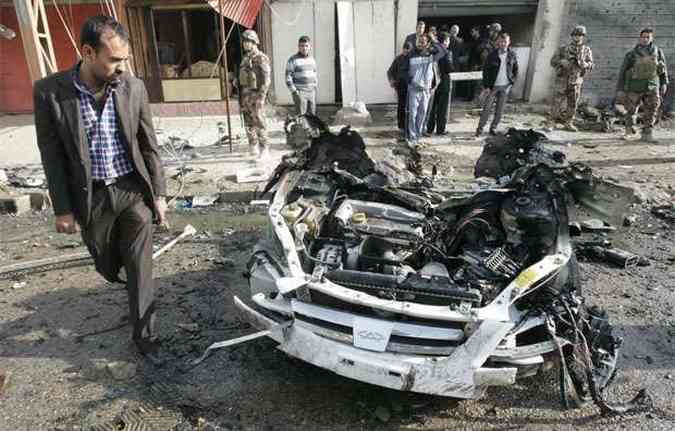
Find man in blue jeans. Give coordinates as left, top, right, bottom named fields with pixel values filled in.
left=406, top=33, right=448, bottom=148
left=476, top=32, right=519, bottom=137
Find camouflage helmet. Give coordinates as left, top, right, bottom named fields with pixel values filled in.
left=571, top=25, right=587, bottom=36
left=241, top=29, right=260, bottom=45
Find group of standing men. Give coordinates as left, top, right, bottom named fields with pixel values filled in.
left=551, top=26, right=668, bottom=142
left=388, top=20, right=519, bottom=147
left=389, top=21, right=669, bottom=145
left=236, top=31, right=318, bottom=159
left=551, top=25, right=668, bottom=142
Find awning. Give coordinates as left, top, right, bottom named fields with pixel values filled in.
left=206, top=0, right=263, bottom=28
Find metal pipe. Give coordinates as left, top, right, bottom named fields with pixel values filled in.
left=219, top=0, right=234, bottom=153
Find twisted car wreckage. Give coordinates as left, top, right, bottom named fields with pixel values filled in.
left=234, top=115, right=651, bottom=413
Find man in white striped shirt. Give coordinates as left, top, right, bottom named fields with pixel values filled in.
left=286, top=35, right=318, bottom=115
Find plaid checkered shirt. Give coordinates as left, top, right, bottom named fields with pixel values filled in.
left=73, top=66, right=133, bottom=180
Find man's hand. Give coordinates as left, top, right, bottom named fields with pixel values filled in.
left=661, top=84, right=668, bottom=97
left=154, top=198, right=169, bottom=229
left=55, top=214, right=80, bottom=234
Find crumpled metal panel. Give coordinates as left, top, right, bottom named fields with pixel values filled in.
left=206, top=0, right=263, bottom=28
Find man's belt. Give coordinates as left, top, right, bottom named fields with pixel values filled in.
left=92, top=172, right=135, bottom=188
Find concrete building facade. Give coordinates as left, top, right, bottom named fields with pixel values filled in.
left=2, top=0, right=674, bottom=113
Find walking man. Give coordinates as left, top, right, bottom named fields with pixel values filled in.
left=476, top=32, right=519, bottom=137
left=550, top=25, right=594, bottom=131
left=387, top=42, right=412, bottom=134
left=239, top=29, right=272, bottom=158
left=616, top=28, right=669, bottom=142
left=427, top=33, right=454, bottom=136
left=286, top=35, right=318, bottom=115
left=406, top=33, right=448, bottom=148
left=33, top=16, right=167, bottom=359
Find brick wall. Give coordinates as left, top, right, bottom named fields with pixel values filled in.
left=558, top=0, right=675, bottom=105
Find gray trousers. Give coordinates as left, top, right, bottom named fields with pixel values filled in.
left=407, top=86, right=431, bottom=141
left=81, top=173, right=156, bottom=341
left=478, top=84, right=511, bottom=131
left=292, top=89, right=317, bottom=115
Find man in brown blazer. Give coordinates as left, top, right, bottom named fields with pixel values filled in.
left=33, top=16, right=167, bottom=360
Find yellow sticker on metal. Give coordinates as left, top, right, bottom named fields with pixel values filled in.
left=514, top=267, right=539, bottom=290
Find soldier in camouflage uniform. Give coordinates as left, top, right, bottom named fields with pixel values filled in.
left=616, top=28, right=669, bottom=142
left=550, top=25, right=594, bottom=131
left=238, top=30, right=272, bottom=158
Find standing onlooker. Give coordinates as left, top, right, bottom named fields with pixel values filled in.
left=448, top=25, right=464, bottom=59
left=387, top=42, right=412, bottom=134
left=406, top=33, right=448, bottom=148
left=33, top=15, right=168, bottom=360
left=428, top=26, right=438, bottom=43
left=427, top=33, right=453, bottom=136
left=405, top=21, right=426, bottom=49
left=616, top=28, right=669, bottom=142
left=464, top=25, right=487, bottom=101
left=550, top=25, right=594, bottom=131
left=476, top=32, right=519, bottom=137
left=487, top=23, right=502, bottom=52
left=239, top=30, right=272, bottom=158
left=286, top=35, right=318, bottom=115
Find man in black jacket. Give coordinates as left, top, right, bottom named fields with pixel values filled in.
left=476, top=32, right=518, bottom=136
left=426, top=33, right=453, bottom=135
left=387, top=42, right=412, bottom=133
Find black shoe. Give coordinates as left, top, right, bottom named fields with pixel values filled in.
left=423, top=131, right=432, bottom=137
left=489, top=129, right=497, bottom=136
left=134, top=338, right=166, bottom=366
left=437, top=131, right=449, bottom=136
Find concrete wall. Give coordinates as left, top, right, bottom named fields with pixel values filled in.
left=532, top=0, right=675, bottom=105
left=269, top=0, right=418, bottom=105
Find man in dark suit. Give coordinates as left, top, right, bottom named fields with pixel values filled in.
left=33, top=16, right=167, bottom=359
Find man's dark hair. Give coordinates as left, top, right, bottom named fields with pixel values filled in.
left=439, top=32, right=450, bottom=43
left=80, top=15, right=128, bottom=50
left=640, top=28, right=654, bottom=36
left=403, top=42, right=413, bottom=50
left=298, top=35, right=311, bottom=44
left=499, top=31, right=511, bottom=40
left=417, top=21, right=425, bottom=27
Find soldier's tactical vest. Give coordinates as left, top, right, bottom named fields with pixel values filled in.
left=239, top=54, right=258, bottom=91
left=626, top=47, right=664, bottom=93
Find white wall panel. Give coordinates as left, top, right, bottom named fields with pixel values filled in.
left=337, top=1, right=357, bottom=105
left=352, top=1, right=396, bottom=104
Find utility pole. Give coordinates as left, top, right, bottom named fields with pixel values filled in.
left=13, top=0, right=58, bottom=82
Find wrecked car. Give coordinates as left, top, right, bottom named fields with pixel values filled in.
left=235, top=116, right=649, bottom=413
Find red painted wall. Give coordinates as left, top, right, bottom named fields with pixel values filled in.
left=0, top=4, right=107, bottom=113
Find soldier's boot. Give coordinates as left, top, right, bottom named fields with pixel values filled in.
left=259, top=145, right=270, bottom=160
left=564, top=120, right=578, bottom=132
left=640, top=128, right=658, bottom=143
left=622, top=126, right=636, bottom=140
